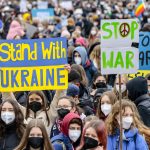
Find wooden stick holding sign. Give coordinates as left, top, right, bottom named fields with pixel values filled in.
left=101, top=19, right=139, bottom=150
left=118, top=74, right=123, bottom=150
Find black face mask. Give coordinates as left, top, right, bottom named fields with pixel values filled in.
left=28, top=137, right=44, bottom=148
left=96, top=82, right=107, bottom=89
left=29, top=101, right=42, bottom=113
left=57, top=108, right=70, bottom=119
left=83, top=136, right=99, bottom=149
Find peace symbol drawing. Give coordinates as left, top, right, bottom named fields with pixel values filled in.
left=119, top=23, right=130, bottom=37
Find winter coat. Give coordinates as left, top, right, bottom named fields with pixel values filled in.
left=0, top=123, right=20, bottom=150
left=107, top=128, right=149, bottom=150
left=51, top=113, right=82, bottom=150
left=134, top=94, right=150, bottom=127
left=126, top=77, right=150, bottom=127
left=2, top=90, right=65, bottom=135
left=72, top=46, right=97, bottom=85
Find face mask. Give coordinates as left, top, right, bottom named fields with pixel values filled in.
left=74, top=57, right=82, bottom=65
left=57, top=108, right=70, bottom=119
left=83, top=136, right=99, bottom=149
left=93, top=59, right=98, bottom=68
left=101, top=103, right=112, bottom=116
left=96, top=82, right=107, bottom=89
left=28, top=137, right=44, bottom=148
left=76, top=30, right=81, bottom=35
left=122, top=116, right=133, bottom=130
left=29, top=101, right=42, bottom=113
left=69, top=129, right=81, bottom=142
left=38, top=26, right=44, bottom=32
left=91, top=30, right=97, bottom=35
left=1, top=112, right=15, bottom=124
left=116, top=84, right=126, bottom=93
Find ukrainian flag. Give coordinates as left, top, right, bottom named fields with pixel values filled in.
left=135, top=0, right=145, bottom=17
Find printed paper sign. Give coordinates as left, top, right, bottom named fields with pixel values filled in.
left=139, top=32, right=150, bottom=70
left=0, top=38, right=68, bottom=92
left=32, top=9, right=54, bottom=21
left=101, top=19, right=139, bottom=48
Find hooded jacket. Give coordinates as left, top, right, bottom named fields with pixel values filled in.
left=107, top=128, right=149, bottom=150
left=73, top=46, right=97, bottom=85
left=126, top=77, right=150, bottom=127
left=51, top=113, right=82, bottom=150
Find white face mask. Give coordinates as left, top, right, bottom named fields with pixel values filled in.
left=122, top=116, right=133, bottom=130
left=93, top=59, right=98, bottom=68
left=69, top=129, right=81, bottom=142
left=1, top=112, right=15, bottom=124
left=101, top=103, right=112, bottom=116
left=91, top=30, right=97, bottom=35
left=116, top=84, right=126, bottom=93
left=74, top=57, right=82, bottom=65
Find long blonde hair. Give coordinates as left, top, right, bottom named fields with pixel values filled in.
left=106, top=99, right=150, bottom=146
left=15, top=119, right=53, bottom=150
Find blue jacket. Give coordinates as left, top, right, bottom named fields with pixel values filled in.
left=107, top=128, right=148, bottom=150
left=51, top=133, right=73, bottom=150
left=73, top=46, right=97, bottom=85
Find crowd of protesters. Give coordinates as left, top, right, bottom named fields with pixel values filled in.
left=0, top=0, right=150, bottom=150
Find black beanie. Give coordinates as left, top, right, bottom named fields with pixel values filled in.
left=126, top=76, right=148, bottom=101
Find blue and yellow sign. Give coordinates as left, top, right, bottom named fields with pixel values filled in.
left=0, top=38, right=68, bottom=91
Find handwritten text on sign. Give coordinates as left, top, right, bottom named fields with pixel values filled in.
left=0, top=38, right=68, bottom=91
left=101, top=19, right=139, bottom=48
left=101, top=47, right=139, bottom=74
left=139, top=32, right=150, bottom=70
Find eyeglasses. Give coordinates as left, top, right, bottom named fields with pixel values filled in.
left=57, top=105, right=72, bottom=110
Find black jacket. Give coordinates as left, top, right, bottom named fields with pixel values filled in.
left=135, top=94, right=150, bottom=127
left=0, top=123, right=20, bottom=150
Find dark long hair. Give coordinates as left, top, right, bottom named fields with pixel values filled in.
left=25, top=91, right=50, bottom=126
left=0, top=99, right=26, bottom=138
left=15, top=119, right=53, bottom=150
left=80, top=120, right=107, bottom=150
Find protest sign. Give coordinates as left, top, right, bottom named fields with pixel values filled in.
left=60, top=1, right=73, bottom=10
left=101, top=47, right=139, bottom=74
left=31, top=9, right=54, bottom=21
left=37, top=1, right=48, bottom=9
left=0, top=38, right=68, bottom=92
left=25, top=23, right=38, bottom=38
left=101, top=19, right=139, bottom=75
left=101, top=19, right=139, bottom=48
left=139, top=32, right=150, bottom=70
left=128, top=70, right=150, bottom=80
left=20, top=0, right=27, bottom=13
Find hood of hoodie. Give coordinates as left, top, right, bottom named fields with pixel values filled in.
left=73, top=46, right=88, bottom=66
left=61, top=112, right=81, bottom=136
left=126, top=76, right=148, bottom=101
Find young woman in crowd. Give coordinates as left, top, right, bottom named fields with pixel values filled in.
left=2, top=90, right=65, bottom=135
left=50, top=96, right=77, bottom=138
left=15, top=119, right=53, bottom=150
left=97, top=91, right=118, bottom=121
left=0, top=99, right=26, bottom=149
left=113, top=74, right=128, bottom=99
left=2, top=65, right=70, bottom=135
left=90, top=72, right=112, bottom=97
left=88, top=27, right=99, bottom=48
left=51, top=112, right=83, bottom=150
left=77, top=120, right=107, bottom=150
left=106, top=100, right=149, bottom=150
